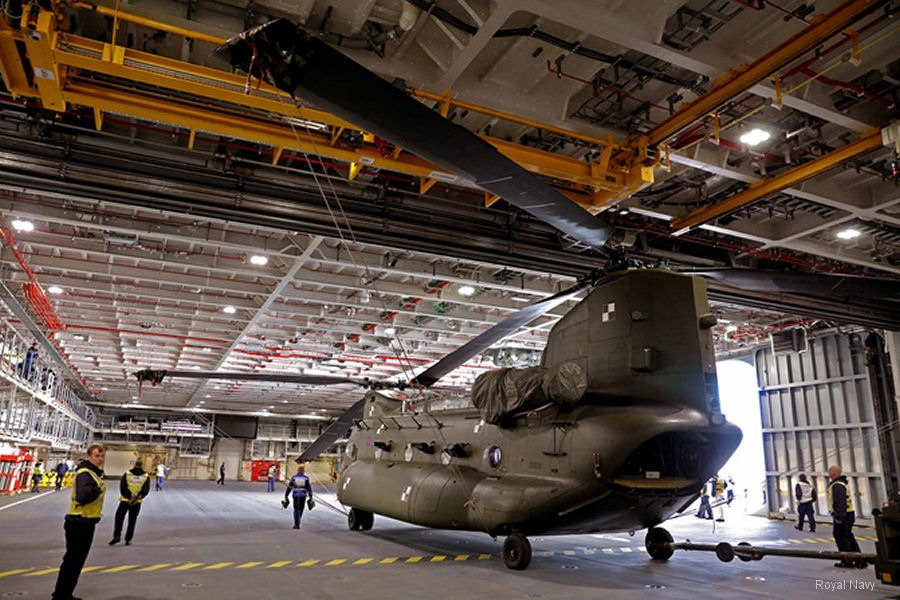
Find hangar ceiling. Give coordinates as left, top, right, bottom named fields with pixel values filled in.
left=0, top=0, right=898, bottom=418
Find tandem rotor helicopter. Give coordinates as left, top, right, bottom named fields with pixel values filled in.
left=136, top=19, right=900, bottom=570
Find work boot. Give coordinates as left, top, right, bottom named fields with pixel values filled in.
left=125, top=540, right=131, bottom=546
left=794, top=526, right=802, bottom=531
left=109, top=537, right=120, bottom=545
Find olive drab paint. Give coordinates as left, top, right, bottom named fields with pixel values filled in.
left=337, top=271, right=741, bottom=541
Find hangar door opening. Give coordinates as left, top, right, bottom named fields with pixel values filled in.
left=756, top=332, right=893, bottom=523
left=717, top=359, right=765, bottom=509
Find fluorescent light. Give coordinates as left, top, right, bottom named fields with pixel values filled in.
left=837, top=228, right=861, bottom=240
left=249, top=255, right=268, bottom=266
left=131, top=396, right=138, bottom=400
left=191, top=365, right=201, bottom=370
left=223, top=306, right=237, bottom=314
left=47, top=286, right=63, bottom=295
left=384, top=327, right=396, bottom=335
left=11, top=219, right=34, bottom=232
left=739, top=129, right=771, bottom=146
left=726, top=325, right=738, bottom=333
left=204, top=394, right=211, bottom=398
left=458, top=285, right=476, bottom=297
left=510, top=295, right=532, bottom=303
left=73, top=334, right=85, bottom=341
left=202, top=347, right=212, bottom=353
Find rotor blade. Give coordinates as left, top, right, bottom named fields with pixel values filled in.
left=411, top=281, right=592, bottom=387
left=297, top=398, right=366, bottom=463
left=683, top=268, right=900, bottom=299
left=133, top=369, right=360, bottom=386
left=216, top=20, right=613, bottom=249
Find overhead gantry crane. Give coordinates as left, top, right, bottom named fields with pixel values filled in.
left=0, top=0, right=895, bottom=232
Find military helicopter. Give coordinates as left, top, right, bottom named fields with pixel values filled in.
left=135, top=18, right=900, bottom=570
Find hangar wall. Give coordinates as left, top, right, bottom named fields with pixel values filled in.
left=757, top=332, right=891, bottom=523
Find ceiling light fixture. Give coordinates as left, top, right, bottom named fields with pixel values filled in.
left=223, top=306, right=237, bottom=314
left=739, top=128, right=771, bottom=146
left=837, top=228, right=861, bottom=240
left=11, top=219, right=34, bottom=232
left=73, top=334, right=85, bottom=341
left=250, top=255, right=268, bottom=266
left=458, top=285, right=476, bottom=297
left=47, top=286, right=63, bottom=295
left=384, top=327, right=396, bottom=336
left=202, top=347, right=212, bottom=353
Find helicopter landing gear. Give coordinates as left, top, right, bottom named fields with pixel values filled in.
left=348, top=508, right=374, bottom=531
left=502, top=533, right=532, bottom=570
left=645, top=526, right=674, bottom=561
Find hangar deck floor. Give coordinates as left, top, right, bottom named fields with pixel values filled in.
left=0, top=481, right=886, bottom=599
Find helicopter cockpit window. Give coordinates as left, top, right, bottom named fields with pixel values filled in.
left=485, top=445, right=502, bottom=469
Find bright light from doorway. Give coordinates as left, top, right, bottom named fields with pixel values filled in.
left=716, top=359, right=765, bottom=509
left=458, top=285, right=476, bottom=297
left=250, top=255, right=268, bottom=266
left=836, top=228, right=861, bottom=240
left=739, top=128, right=771, bottom=146
left=11, top=219, right=34, bottom=232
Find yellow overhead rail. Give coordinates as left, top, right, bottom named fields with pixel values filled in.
left=0, top=1, right=889, bottom=223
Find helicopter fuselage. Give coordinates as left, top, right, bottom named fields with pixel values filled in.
left=337, top=391, right=741, bottom=537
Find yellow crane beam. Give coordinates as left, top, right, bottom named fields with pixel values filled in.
left=669, top=129, right=885, bottom=233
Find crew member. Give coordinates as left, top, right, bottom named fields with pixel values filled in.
left=267, top=463, right=278, bottom=492
left=217, top=462, right=226, bottom=485
left=52, top=444, right=106, bottom=600
left=795, top=473, right=815, bottom=532
left=695, top=479, right=712, bottom=520
left=110, top=460, right=150, bottom=546
left=713, top=474, right=727, bottom=522
left=282, top=464, right=313, bottom=529
left=55, top=460, right=69, bottom=491
left=31, top=460, right=44, bottom=493
left=155, top=462, right=168, bottom=491
left=828, top=464, right=861, bottom=567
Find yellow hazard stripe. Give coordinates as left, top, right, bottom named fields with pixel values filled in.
left=101, top=564, right=140, bottom=573
left=24, top=568, right=58, bottom=577
left=324, top=558, right=347, bottom=566
left=171, top=562, right=204, bottom=571
left=235, top=561, right=263, bottom=569
left=297, top=559, right=320, bottom=567
left=0, top=568, right=32, bottom=578
left=267, top=561, right=292, bottom=568
left=203, top=562, right=234, bottom=570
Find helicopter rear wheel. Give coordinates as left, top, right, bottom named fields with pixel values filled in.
left=502, top=533, right=532, bottom=570
left=645, top=526, right=674, bottom=561
left=348, top=508, right=374, bottom=531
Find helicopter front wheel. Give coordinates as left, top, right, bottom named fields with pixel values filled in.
left=348, top=508, right=374, bottom=531
left=645, top=526, right=674, bottom=561
left=502, top=533, right=532, bottom=570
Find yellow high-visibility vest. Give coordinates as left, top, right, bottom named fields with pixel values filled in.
left=67, top=468, right=105, bottom=520
left=827, top=479, right=854, bottom=514
left=120, top=472, right=149, bottom=503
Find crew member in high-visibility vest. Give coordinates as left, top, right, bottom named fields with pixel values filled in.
left=52, top=443, right=106, bottom=600
left=109, top=460, right=150, bottom=546
left=31, top=460, right=44, bottom=493
left=712, top=474, right=727, bottom=522
left=267, top=463, right=278, bottom=492
left=827, top=464, right=861, bottom=568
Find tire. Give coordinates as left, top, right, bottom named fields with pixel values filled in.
left=348, top=508, right=373, bottom=531
left=645, top=526, right=674, bottom=561
left=502, top=533, right=532, bottom=570
left=348, top=508, right=361, bottom=531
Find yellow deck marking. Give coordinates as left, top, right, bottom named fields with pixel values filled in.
left=171, top=562, right=203, bottom=571
left=619, top=547, right=632, bottom=552
left=353, top=558, right=374, bottom=565
left=81, top=566, right=106, bottom=573
left=790, top=539, right=803, bottom=543
left=136, top=563, right=172, bottom=572
left=0, top=568, right=32, bottom=578
left=24, top=568, right=58, bottom=576
left=803, top=539, right=818, bottom=543
left=477, top=554, right=491, bottom=560
left=203, top=562, right=234, bottom=570
left=406, top=556, right=423, bottom=563
left=324, top=559, right=347, bottom=566
left=563, top=550, right=576, bottom=556
left=602, top=548, right=615, bottom=554
left=455, top=555, right=469, bottom=561
left=235, top=561, right=263, bottom=569
left=267, top=561, right=291, bottom=568
left=815, top=538, right=830, bottom=543
left=430, top=555, right=446, bottom=562
left=297, top=559, right=320, bottom=567
left=380, top=557, right=399, bottom=564
left=101, top=564, right=139, bottom=573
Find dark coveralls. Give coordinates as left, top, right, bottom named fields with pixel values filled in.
left=829, top=475, right=861, bottom=555
left=217, top=463, right=225, bottom=485
left=52, top=460, right=105, bottom=600
left=284, top=473, right=313, bottom=528
left=55, top=462, right=69, bottom=491
left=112, top=467, right=150, bottom=544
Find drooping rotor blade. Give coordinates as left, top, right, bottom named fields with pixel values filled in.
left=216, top=19, right=613, bottom=249
left=683, top=268, right=900, bottom=299
left=297, top=398, right=366, bottom=463
left=411, top=280, right=593, bottom=387
left=133, top=369, right=361, bottom=386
